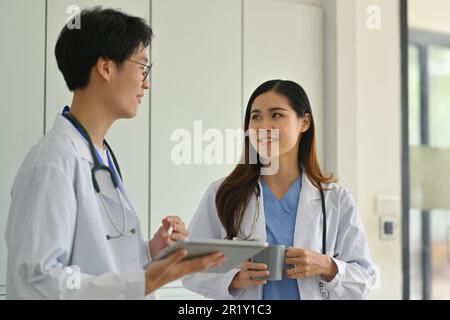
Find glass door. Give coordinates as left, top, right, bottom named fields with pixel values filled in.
left=408, top=38, right=450, bottom=300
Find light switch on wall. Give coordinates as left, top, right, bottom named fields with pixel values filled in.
left=380, top=216, right=396, bottom=240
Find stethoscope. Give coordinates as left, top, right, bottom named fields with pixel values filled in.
left=62, top=106, right=136, bottom=240
left=242, top=179, right=329, bottom=299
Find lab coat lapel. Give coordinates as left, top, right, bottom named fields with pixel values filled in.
left=239, top=180, right=267, bottom=242
left=55, top=113, right=134, bottom=212
left=294, top=174, right=322, bottom=248
left=54, top=113, right=93, bottom=163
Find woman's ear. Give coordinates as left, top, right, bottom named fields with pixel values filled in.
left=300, top=113, right=311, bottom=133
left=95, top=57, right=113, bottom=82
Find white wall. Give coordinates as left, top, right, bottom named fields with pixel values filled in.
left=243, top=0, right=323, bottom=161
left=150, top=0, right=242, bottom=238
left=355, top=0, right=402, bottom=299
left=0, top=0, right=46, bottom=295
left=409, top=0, right=450, bottom=34
left=320, top=0, right=403, bottom=299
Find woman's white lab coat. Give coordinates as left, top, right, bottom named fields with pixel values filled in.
left=183, top=175, right=377, bottom=300
left=5, top=114, right=153, bottom=299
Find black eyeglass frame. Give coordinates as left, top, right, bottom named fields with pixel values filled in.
left=127, top=59, right=153, bottom=81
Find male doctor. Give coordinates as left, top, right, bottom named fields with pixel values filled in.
left=5, top=7, right=225, bottom=299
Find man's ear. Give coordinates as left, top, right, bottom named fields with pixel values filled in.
left=300, top=113, right=311, bottom=133
left=95, top=57, right=113, bottom=82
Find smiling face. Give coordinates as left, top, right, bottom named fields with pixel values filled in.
left=248, top=90, right=310, bottom=160
left=105, top=44, right=151, bottom=119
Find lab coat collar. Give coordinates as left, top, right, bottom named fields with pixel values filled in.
left=300, top=173, right=322, bottom=201
left=249, top=173, right=322, bottom=245
left=52, top=113, right=134, bottom=213
left=53, top=113, right=94, bottom=164
left=294, top=173, right=322, bottom=247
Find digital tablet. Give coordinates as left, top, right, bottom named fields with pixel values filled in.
left=146, top=239, right=268, bottom=273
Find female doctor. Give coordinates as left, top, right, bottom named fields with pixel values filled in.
left=183, top=80, right=377, bottom=300
left=5, top=8, right=225, bottom=299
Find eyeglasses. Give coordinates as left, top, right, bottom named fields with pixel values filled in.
left=127, top=59, right=153, bottom=82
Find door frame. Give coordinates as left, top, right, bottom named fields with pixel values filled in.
left=400, top=0, right=409, bottom=301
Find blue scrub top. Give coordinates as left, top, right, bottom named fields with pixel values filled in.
left=261, top=176, right=301, bottom=300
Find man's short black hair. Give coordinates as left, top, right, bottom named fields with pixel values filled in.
left=55, top=7, right=153, bottom=91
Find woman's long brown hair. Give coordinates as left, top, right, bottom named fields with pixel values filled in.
left=216, top=80, right=337, bottom=239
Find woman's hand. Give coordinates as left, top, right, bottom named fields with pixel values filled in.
left=284, top=248, right=338, bottom=281
left=149, top=216, right=188, bottom=257
left=145, top=249, right=226, bottom=295
left=229, top=261, right=269, bottom=290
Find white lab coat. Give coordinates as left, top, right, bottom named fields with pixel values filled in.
left=5, top=114, right=153, bottom=299
left=183, top=175, right=377, bottom=300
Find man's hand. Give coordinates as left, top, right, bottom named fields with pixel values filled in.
left=145, top=250, right=226, bottom=294
left=149, top=216, right=188, bottom=257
